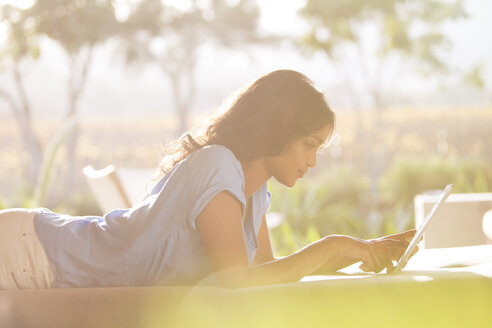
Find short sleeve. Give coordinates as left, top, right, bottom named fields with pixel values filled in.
left=263, top=189, right=271, bottom=215
left=186, top=145, right=246, bottom=229
left=257, top=182, right=271, bottom=216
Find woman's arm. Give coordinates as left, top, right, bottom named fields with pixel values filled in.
left=250, top=215, right=372, bottom=273
left=196, top=191, right=340, bottom=288
left=309, top=242, right=361, bottom=274
left=251, top=215, right=275, bottom=265
left=196, top=191, right=395, bottom=289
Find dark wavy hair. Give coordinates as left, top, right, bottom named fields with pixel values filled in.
left=154, top=69, right=336, bottom=180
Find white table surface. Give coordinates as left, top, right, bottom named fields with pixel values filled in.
left=302, top=244, right=492, bottom=281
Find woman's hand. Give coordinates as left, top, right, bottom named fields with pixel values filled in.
left=334, top=235, right=397, bottom=273
left=311, top=230, right=423, bottom=275
left=369, top=229, right=421, bottom=269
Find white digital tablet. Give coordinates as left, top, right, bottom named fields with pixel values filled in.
left=390, top=184, right=454, bottom=274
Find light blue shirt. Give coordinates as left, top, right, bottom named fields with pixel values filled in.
left=34, top=145, right=271, bottom=288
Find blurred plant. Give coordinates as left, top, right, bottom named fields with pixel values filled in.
left=378, top=155, right=492, bottom=237
left=379, top=155, right=492, bottom=206
left=465, top=63, right=485, bottom=90
left=32, top=116, right=77, bottom=207
left=65, top=191, right=103, bottom=216
left=463, top=62, right=492, bottom=106
left=268, top=156, right=492, bottom=256
left=119, top=0, right=266, bottom=135
left=268, top=165, right=370, bottom=256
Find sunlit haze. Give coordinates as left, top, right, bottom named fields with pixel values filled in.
left=0, top=0, right=490, bottom=118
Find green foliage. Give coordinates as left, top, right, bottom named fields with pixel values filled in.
left=32, top=116, right=78, bottom=207
left=25, top=0, right=119, bottom=54
left=465, top=63, right=485, bottom=89
left=0, top=5, right=41, bottom=62
left=268, top=165, right=370, bottom=255
left=65, top=191, right=103, bottom=216
left=299, top=0, right=468, bottom=107
left=379, top=156, right=454, bottom=206
left=379, top=156, right=492, bottom=206
left=300, top=0, right=467, bottom=66
left=269, top=157, right=492, bottom=256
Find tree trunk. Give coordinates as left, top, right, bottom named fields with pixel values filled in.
left=0, top=90, right=43, bottom=186
left=161, top=36, right=197, bottom=137
left=353, top=42, right=387, bottom=212
left=168, top=73, right=187, bottom=137
left=61, top=48, right=92, bottom=202
left=17, top=111, right=43, bottom=185
left=5, top=64, right=44, bottom=187
left=169, top=63, right=195, bottom=137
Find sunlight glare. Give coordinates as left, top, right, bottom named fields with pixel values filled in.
left=256, top=0, right=306, bottom=34
left=412, top=275, right=434, bottom=282
left=0, top=0, right=34, bottom=9
left=482, top=210, right=492, bottom=240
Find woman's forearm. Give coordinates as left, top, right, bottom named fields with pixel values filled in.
left=218, top=235, right=340, bottom=288
left=309, top=254, right=359, bottom=274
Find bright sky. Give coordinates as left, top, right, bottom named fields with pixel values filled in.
left=257, top=0, right=306, bottom=34
left=0, top=0, right=33, bottom=9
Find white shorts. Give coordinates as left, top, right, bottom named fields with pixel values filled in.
left=0, top=208, right=54, bottom=290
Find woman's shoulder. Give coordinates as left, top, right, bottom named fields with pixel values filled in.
left=150, top=145, right=242, bottom=196
left=192, top=144, right=238, bottom=161
left=188, top=145, right=241, bottom=170
left=185, top=144, right=245, bottom=186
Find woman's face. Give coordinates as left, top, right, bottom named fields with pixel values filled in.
left=265, top=125, right=332, bottom=187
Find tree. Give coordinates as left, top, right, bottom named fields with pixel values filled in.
left=23, top=0, right=120, bottom=194
left=0, top=5, right=43, bottom=187
left=121, top=0, right=263, bottom=135
left=300, top=0, right=468, bottom=110
left=299, top=0, right=468, bottom=211
left=464, top=62, right=491, bottom=106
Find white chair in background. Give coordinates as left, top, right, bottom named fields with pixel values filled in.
left=116, top=167, right=155, bottom=205
left=414, top=192, right=492, bottom=248
left=83, top=165, right=154, bottom=213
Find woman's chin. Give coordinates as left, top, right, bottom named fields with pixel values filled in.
left=273, top=174, right=299, bottom=188
left=280, top=178, right=297, bottom=188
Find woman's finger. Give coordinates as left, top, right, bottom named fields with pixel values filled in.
left=375, top=238, right=409, bottom=260
left=375, top=245, right=395, bottom=273
left=360, top=240, right=419, bottom=273
left=359, top=246, right=380, bottom=272
left=360, top=252, right=383, bottom=272
left=368, top=243, right=393, bottom=273
left=376, top=238, right=407, bottom=247
left=396, top=230, right=416, bottom=242
left=382, top=230, right=416, bottom=243
left=409, top=245, right=420, bottom=258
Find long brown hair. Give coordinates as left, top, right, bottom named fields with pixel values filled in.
left=154, top=69, right=335, bottom=181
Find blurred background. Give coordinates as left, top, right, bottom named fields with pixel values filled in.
left=0, top=0, right=491, bottom=255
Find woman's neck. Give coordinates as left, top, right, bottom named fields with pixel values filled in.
left=239, top=158, right=271, bottom=199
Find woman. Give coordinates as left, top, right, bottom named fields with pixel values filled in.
left=0, top=70, right=416, bottom=290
